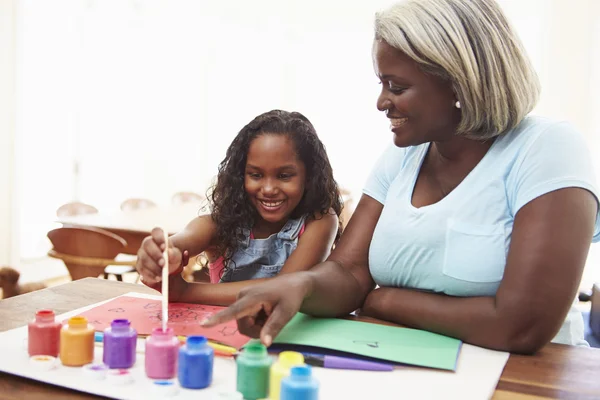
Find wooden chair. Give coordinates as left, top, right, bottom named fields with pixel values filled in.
left=56, top=202, right=98, bottom=217
left=56, top=202, right=136, bottom=281
left=339, top=187, right=355, bottom=229
left=47, top=227, right=137, bottom=281
left=120, top=198, right=157, bottom=212
left=591, top=283, right=600, bottom=341
left=172, top=191, right=205, bottom=206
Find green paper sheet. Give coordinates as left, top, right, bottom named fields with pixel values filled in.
left=273, top=313, right=462, bottom=371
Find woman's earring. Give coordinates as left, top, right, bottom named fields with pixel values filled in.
left=454, top=100, right=461, bottom=109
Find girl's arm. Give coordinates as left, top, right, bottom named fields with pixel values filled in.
left=359, top=188, right=597, bottom=354
left=137, top=215, right=217, bottom=299
left=176, top=211, right=339, bottom=306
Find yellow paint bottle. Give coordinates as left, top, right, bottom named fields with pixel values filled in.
left=59, top=316, right=95, bottom=366
left=269, top=351, right=304, bottom=400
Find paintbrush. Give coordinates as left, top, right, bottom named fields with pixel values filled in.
left=161, top=229, right=169, bottom=332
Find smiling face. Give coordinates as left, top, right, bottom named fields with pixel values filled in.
left=374, top=40, right=461, bottom=147
left=244, top=133, right=306, bottom=233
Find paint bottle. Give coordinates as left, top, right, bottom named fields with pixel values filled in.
left=28, top=309, right=61, bottom=357
left=269, top=351, right=305, bottom=400
left=102, top=319, right=137, bottom=369
left=59, top=316, right=95, bottom=366
left=178, top=335, right=214, bottom=389
left=145, top=327, right=179, bottom=379
left=236, top=339, right=272, bottom=400
left=280, top=365, right=319, bottom=400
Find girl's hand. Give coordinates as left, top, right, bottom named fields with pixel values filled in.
left=136, top=227, right=187, bottom=284
left=201, top=273, right=313, bottom=346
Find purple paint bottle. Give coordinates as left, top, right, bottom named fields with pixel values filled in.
left=103, top=319, right=137, bottom=369
left=145, top=327, right=179, bottom=379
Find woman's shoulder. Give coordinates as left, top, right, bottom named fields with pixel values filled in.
left=501, top=115, right=586, bottom=150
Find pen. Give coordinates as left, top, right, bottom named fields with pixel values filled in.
left=302, top=353, right=394, bottom=372
left=208, top=342, right=238, bottom=356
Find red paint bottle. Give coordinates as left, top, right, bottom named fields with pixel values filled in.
left=28, top=309, right=61, bottom=357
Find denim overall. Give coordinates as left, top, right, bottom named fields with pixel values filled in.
left=219, top=215, right=307, bottom=283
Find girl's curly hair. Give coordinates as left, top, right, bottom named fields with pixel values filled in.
left=207, top=109, right=343, bottom=269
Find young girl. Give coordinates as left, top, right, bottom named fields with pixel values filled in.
left=135, top=110, right=343, bottom=306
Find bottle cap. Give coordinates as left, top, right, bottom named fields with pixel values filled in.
left=277, top=351, right=304, bottom=367
left=152, top=380, right=179, bottom=397
left=67, top=316, right=89, bottom=329
left=29, top=355, right=57, bottom=371
left=110, top=319, right=132, bottom=331
left=150, top=327, right=175, bottom=340
left=35, top=309, right=56, bottom=323
left=107, top=369, right=133, bottom=385
left=186, top=335, right=208, bottom=349
left=82, top=363, right=108, bottom=380
left=290, top=365, right=313, bottom=380
left=241, top=339, right=267, bottom=358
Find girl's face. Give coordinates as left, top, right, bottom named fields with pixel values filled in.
left=244, top=134, right=306, bottom=231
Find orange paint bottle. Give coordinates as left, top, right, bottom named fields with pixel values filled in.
left=59, top=316, right=95, bottom=366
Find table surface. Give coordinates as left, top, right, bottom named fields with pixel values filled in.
left=1, top=279, right=599, bottom=400
left=56, top=203, right=205, bottom=235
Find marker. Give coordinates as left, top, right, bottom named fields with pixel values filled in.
left=302, top=353, right=393, bottom=372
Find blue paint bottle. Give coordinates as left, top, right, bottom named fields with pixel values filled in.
left=178, top=335, right=214, bottom=389
left=281, top=365, right=319, bottom=400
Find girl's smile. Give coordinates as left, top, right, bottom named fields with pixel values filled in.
left=244, top=134, right=306, bottom=236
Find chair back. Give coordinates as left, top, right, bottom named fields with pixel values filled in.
left=120, top=198, right=157, bottom=212
left=339, top=187, right=355, bottom=229
left=172, top=191, right=205, bottom=205
left=47, top=227, right=127, bottom=281
left=56, top=202, right=98, bottom=217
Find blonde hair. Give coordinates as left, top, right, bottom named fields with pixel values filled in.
left=374, top=0, right=540, bottom=139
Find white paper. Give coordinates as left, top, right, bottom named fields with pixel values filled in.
left=0, top=292, right=509, bottom=399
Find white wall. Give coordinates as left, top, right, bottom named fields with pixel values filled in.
left=0, top=0, right=17, bottom=266
left=11, top=0, right=600, bottom=286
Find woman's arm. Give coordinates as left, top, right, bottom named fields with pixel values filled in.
left=201, top=194, right=384, bottom=342
left=175, top=211, right=340, bottom=306
left=298, top=194, right=383, bottom=315
left=360, top=188, right=597, bottom=354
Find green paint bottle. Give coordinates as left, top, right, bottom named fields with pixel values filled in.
left=236, top=339, right=273, bottom=400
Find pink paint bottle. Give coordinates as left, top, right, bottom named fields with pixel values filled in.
left=145, top=327, right=179, bottom=379
left=28, top=310, right=61, bottom=357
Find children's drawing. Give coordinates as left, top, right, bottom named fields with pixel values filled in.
left=352, top=341, right=380, bottom=348
left=77, top=296, right=249, bottom=349
left=218, top=326, right=238, bottom=337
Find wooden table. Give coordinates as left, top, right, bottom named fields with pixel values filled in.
left=1, top=279, right=600, bottom=399
left=57, top=203, right=205, bottom=255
